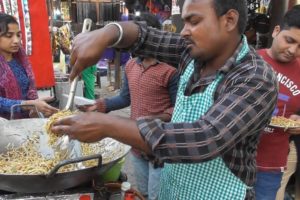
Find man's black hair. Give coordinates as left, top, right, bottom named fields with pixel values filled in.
left=212, top=0, right=248, bottom=34
left=0, top=13, right=18, bottom=36
left=280, top=5, right=300, bottom=30
left=133, top=12, right=162, bottom=30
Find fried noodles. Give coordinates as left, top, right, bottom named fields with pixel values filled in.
left=270, top=116, right=300, bottom=129
left=0, top=134, right=75, bottom=175
left=45, top=110, right=73, bottom=145
left=0, top=111, right=126, bottom=175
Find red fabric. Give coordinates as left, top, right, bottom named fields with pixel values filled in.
left=17, top=0, right=55, bottom=88
left=256, top=49, right=300, bottom=171
left=125, top=59, right=176, bottom=120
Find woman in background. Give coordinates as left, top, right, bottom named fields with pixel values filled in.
left=0, top=13, right=57, bottom=119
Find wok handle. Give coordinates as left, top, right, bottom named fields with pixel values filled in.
left=47, top=153, right=103, bottom=177
left=10, top=104, right=44, bottom=119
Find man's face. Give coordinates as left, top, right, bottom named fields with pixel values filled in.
left=271, top=26, right=300, bottom=63
left=180, top=0, right=227, bottom=60
left=0, top=23, right=21, bottom=57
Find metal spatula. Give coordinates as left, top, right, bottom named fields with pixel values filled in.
left=53, top=77, right=85, bottom=169
left=54, top=76, right=79, bottom=160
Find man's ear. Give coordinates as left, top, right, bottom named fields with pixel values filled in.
left=272, top=25, right=281, bottom=38
left=222, top=9, right=239, bottom=32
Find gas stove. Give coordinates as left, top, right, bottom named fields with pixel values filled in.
left=0, top=175, right=126, bottom=200
left=0, top=181, right=98, bottom=200
left=0, top=191, right=95, bottom=200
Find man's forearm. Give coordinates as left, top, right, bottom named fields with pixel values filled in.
left=105, top=115, right=152, bottom=154
left=109, top=21, right=140, bottom=49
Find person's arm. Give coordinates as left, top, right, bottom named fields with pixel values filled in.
left=51, top=59, right=278, bottom=164
left=136, top=62, right=278, bottom=163
left=21, top=97, right=58, bottom=117
left=51, top=69, right=278, bottom=163
left=69, top=22, right=139, bottom=80
left=23, top=60, right=38, bottom=100
left=0, top=96, right=57, bottom=117
left=103, top=72, right=131, bottom=111
left=0, top=97, right=23, bottom=113
left=51, top=112, right=152, bottom=154
left=69, top=21, right=185, bottom=81
left=79, top=71, right=131, bottom=113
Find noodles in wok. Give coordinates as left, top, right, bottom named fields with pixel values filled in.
left=0, top=110, right=127, bottom=175
left=45, top=109, right=73, bottom=145
left=0, top=134, right=74, bottom=175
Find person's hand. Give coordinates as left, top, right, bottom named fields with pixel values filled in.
left=70, top=28, right=114, bottom=81
left=23, top=98, right=58, bottom=117
left=39, top=96, right=56, bottom=103
left=69, top=21, right=139, bottom=81
left=76, top=104, right=98, bottom=112
left=51, top=112, right=152, bottom=154
left=287, top=114, right=300, bottom=135
left=51, top=112, right=109, bottom=143
left=76, top=99, right=106, bottom=113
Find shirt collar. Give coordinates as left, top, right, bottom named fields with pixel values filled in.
left=218, top=35, right=250, bottom=74
left=193, top=35, right=250, bottom=75
left=136, top=57, right=160, bottom=67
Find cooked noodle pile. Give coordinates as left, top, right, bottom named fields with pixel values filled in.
left=45, top=110, right=73, bottom=145
left=0, top=110, right=124, bottom=175
left=270, top=116, right=300, bottom=128
left=0, top=135, right=74, bottom=175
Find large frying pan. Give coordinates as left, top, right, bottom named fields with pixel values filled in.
left=0, top=118, right=131, bottom=193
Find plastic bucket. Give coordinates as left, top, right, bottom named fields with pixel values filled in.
left=101, top=158, right=125, bottom=182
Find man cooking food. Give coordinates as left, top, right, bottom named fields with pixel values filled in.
left=51, top=0, right=278, bottom=199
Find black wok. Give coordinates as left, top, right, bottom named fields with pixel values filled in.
left=0, top=118, right=131, bottom=193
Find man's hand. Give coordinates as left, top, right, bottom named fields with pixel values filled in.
left=76, top=99, right=106, bottom=113
left=76, top=104, right=98, bottom=112
left=69, top=21, right=139, bottom=81
left=51, top=112, right=109, bottom=143
left=51, top=112, right=151, bottom=154
left=69, top=23, right=123, bottom=81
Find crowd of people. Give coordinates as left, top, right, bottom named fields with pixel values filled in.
left=1, top=0, right=300, bottom=199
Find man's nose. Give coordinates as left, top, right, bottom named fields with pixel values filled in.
left=288, top=44, right=298, bottom=55
left=180, top=24, right=190, bottom=37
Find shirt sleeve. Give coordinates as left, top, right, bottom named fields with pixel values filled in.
left=128, top=22, right=186, bottom=68
left=104, top=72, right=131, bottom=112
left=22, top=61, right=38, bottom=100
left=0, top=97, right=22, bottom=114
left=163, top=72, right=179, bottom=116
left=137, top=65, right=278, bottom=164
